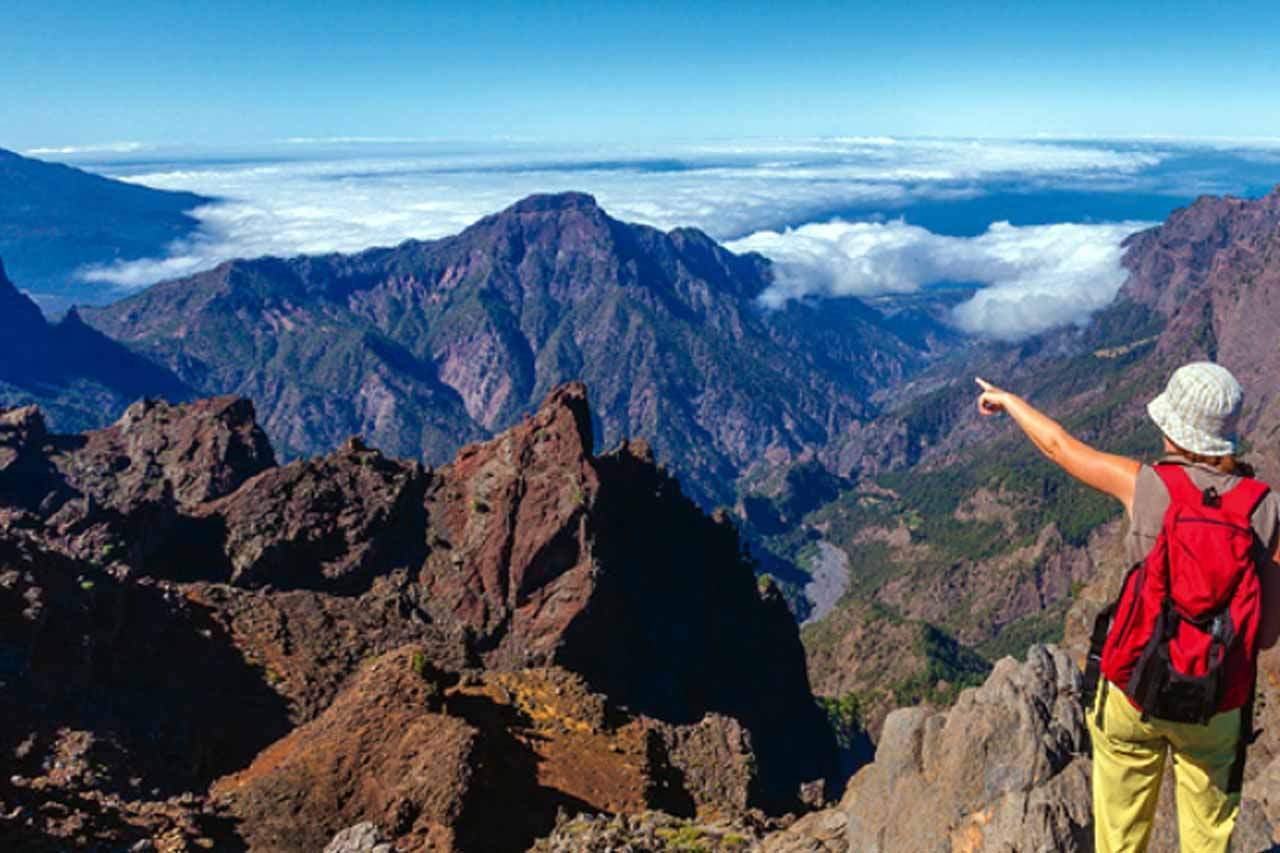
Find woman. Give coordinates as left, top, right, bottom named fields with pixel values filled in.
left=975, top=362, right=1280, bottom=852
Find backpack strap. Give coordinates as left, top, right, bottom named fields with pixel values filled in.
left=1228, top=668, right=1259, bottom=794
left=1221, top=477, right=1270, bottom=520
left=1153, top=462, right=1207, bottom=507
left=1153, top=462, right=1270, bottom=518
left=1083, top=601, right=1115, bottom=711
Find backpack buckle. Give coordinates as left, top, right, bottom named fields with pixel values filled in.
left=1202, top=487, right=1222, bottom=508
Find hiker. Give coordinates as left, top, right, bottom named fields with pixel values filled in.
left=975, top=362, right=1280, bottom=852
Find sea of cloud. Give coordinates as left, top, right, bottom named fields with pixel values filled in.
left=729, top=218, right=1152, bottom=339
left=51, top=135, right=1264, bottom=339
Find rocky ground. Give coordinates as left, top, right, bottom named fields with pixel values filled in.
left=1, top=384, right=835, bottom=851
left=531, top=642, right=1280, bottom=852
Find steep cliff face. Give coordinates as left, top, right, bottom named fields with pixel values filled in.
left=1118, top=187, right=1280, bottom=481
left=0, top=384, right=836, bottom=850
left=82, top=192, right=937, bottom=506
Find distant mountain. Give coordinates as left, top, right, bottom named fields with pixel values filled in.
left=83, top=192, right=947, bottom=506
left=777, top=185, right=1280, bottom=734
left=0, top=258, right=191, bottom=429
left=0, top=146, right=207, bottom=311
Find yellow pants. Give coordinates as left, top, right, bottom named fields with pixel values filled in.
left=1088, top=680, right=1243, bottom=852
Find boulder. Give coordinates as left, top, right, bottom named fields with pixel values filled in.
left=768, top=645, right=1091, bottom=852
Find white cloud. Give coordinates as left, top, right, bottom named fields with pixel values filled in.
left=729, top=218, right=1153, bottom=340
left=275, top=136, right=434, bottom=145
left=24, top=141, right=150, bottom=156
left=75, top=137, right=1169, bottom=294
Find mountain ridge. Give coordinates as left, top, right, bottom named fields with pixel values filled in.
left=80, top=191, right=945, bottom=507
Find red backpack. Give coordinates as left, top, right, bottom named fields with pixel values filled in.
left=1090, top=463, right=1269, bottom=725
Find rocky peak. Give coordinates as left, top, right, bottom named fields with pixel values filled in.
left=80, top=195, right=927, bottom=509
left=503, top=191, right=602, bottom=215
left=0, top=405, right=47, bottom=474
left=0, top=396, right=276, bottom=567
left=0, top=257, right=47, bottom=339
left=0, top=404, right=47, bottom=445
left=532, top=380, right=594, bottom=451
left=100, top=395, right=277, bottom=507
left=468, top=191, right=614, bottom=249
left=422, top=381, right=604, bottom=662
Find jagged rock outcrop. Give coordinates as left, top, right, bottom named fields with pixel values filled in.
left=0, top=395, right=275, bottom=569
left=410, top=382, right=838, bottom=809
left=768, top=645, right=1092, bottom=852
left=648, top=714, right=757, bottom=814
left=420, top=382, right=600, bottom=663
left=1, top=384, right=836, bottom=850
left=182, top=437, right=429, bottom=590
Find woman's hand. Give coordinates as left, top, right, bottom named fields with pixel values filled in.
left=972, top=375, right=1140, bottom=511
left=975, top=377, right=1008, bottom=416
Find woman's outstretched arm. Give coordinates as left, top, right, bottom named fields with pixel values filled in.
left=975, top=377, right=1141, bottom=514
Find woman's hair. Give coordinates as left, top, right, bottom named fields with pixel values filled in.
left=1164, top=438, right=1255, bottom=478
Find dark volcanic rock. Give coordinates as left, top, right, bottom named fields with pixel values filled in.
left=422, top=382, right=839, bottom=808
left=0, top=395, right=275, bottom=570
left=213, top=646, right=479, bottom=853
left=186, top=437, right=428, bottom=590
left=61, top=395, right=275, bottom=510
left=0, top=535, right=291, bottom=851
left=2, top=384, right=838, bottom=849
left=648, top=713, right=757, bottom=814
left=186, top=575, right=463, bottom=725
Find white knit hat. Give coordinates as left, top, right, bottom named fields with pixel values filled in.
left=1146, top=362, right=1243, bottom=456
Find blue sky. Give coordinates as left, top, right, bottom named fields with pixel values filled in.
left=5, top=0, right=1280, bottom=149
left=7, top=2, right=1280, bottom=340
